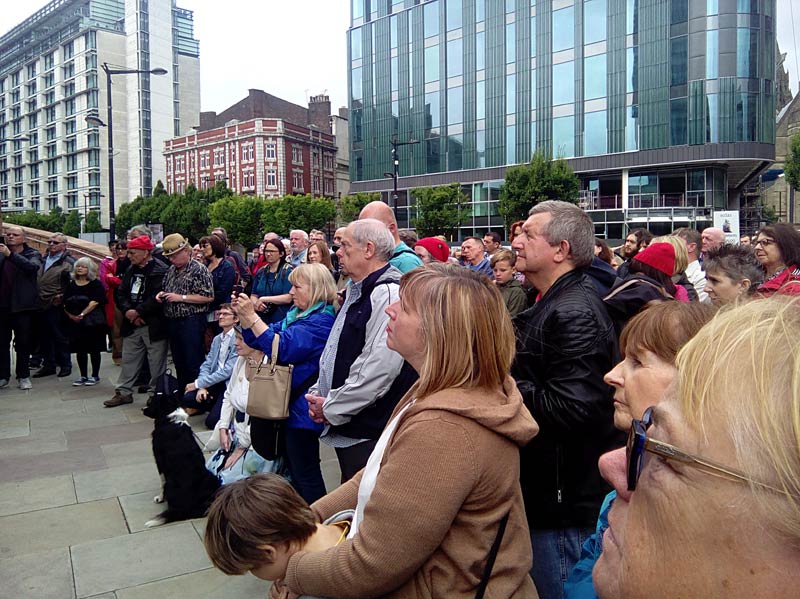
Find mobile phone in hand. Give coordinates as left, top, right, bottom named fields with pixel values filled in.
left=232, top=283, right=244, bottom=296
left=0, top=235, right=5, bottom=245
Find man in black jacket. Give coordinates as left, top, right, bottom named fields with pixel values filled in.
left=0, top=226, right=42, bottom=390
left=105, top=236, right=169, bottom=407
left=510, top=201, right=623, bottom=599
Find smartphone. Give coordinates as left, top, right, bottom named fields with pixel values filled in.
left=0, top=235, right=5, bottom=245
left=232, top=283, right=244, bottom=296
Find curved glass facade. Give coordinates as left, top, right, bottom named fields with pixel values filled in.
left=348, top=0, right=776, bottom=237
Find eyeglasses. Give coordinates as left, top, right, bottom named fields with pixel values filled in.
left=201, top=242, right=211, bottom=248
left=47, top=240, right=64, bottom=245
left=218, top=311, right=235, bottom=318
left=264, top=249, right=279, bottom=254
left=627, top=407, right=792, bottom=496
left=754, top=238, right=776, bottom=248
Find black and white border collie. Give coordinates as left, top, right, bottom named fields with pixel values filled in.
left=142, top=392, right=220, bottom=527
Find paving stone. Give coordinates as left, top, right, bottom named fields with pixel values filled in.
left=118, top=491, right=174, bottom=534
left=99, top=439, right=154, bottom=468
left=0, top=548, right=75, bottom=599
left=121, top=406, right=149, bottom=424
left=191, top=518, right=206, bottom=541
left=73, top=462, right=160, bottom=503
left=0, top=446, right=107, bottom=484
left=0, top=474, right=76, bottom=517
left=0, top=419, right=30, bottom=440
left=114, top=567, right=268, bottom=599
left=29, top=411, right=130, bottom=435
left=0, top=498, right=127, bottom=559
left=0, top=432, right=68, bottom=458
left=71, top=523, right=212, bottom=598
left=66, top=421, right=153, bottom=451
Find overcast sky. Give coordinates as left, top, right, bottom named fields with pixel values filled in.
left=0, top=0, right=798, bottom=112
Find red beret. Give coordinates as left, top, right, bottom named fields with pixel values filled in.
left=415, top=237, right=450, bottom=263
left=127, top=236, right=155, bottom=251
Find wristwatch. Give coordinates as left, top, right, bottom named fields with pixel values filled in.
left=181, top=294, right=187, bottom=302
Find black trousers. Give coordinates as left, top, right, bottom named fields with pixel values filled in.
left=335, top=439, right=378, bottom=484
left=0, top=309, right=35, bottom=380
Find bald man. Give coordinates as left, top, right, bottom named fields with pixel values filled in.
left=358, top=201, right=422, bottom=273
left=701, top=227, right=725, bottom=256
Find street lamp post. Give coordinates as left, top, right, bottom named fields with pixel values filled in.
left=0, top=136, right=30, bottom=226
left=85, top=63, right=167, bottom=240
left=385, top=136, right=419, bottom=214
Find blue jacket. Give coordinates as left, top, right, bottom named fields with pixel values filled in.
left=243, top=303, right=335, bottom=432
left=564, top=490, right=616, bottom=599
left=196, top=329, right=238, bottom=389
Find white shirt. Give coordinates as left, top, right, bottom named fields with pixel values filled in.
left=686, top=260, right=709, bottom=303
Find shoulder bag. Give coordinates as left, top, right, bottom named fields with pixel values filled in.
left=246, top=334, right=292, bottom=420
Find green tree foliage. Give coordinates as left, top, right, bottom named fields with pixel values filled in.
left=262, top=195, right=337, bottom=237
left=208, top=195, right=269, bottom=249
left=338, top=192, right=380, bottom=224
left=4, top=206, right=66, bottom=232
left=84, top=210, right=103, bottom=233
left=785, top=134, right=800, bottom=191
left=411, top=183, right=470, bottom=238
left=499, top=151, right=581, bottom=227
left=116, top=191, right=209, bottom=242
left=63, top=210, right=81, bottom=238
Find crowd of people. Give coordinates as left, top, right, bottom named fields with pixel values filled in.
left=2, top=201, right=800, bottom=598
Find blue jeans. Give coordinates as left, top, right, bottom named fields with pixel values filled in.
left=530, top=527, right=594, bottom=599
left=168, top=313, right=207, bottom=391
left=285, top=428, right=327, bottom=504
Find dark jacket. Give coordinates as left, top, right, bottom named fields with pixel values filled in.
left=587, top=257, right=617, bottom=296
left=115, top=258, right=169, bottom=340
left=328, top=264, right=418, bottom=441
left=511, top=268, right=624, bottom=529
left=38, top=252, right=74, bottom=309
left=603, top=274, right=674, bottom=339
left=0, top=244, right=42, bottom=312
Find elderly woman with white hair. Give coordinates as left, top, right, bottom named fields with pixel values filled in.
left=592, top=296, right=800, bottom=598
left=62, top=257, right=107, bottom=385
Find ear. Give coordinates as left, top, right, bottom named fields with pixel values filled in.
left=363, top=240, right=376, bottom=259
left=553, top=240, right=570, bottom=264
left=739, top=279, right=752, bottom=294
left=257, top=544, right=278, bottom=562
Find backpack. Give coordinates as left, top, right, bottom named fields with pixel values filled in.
left=603, top=276, right=673, bottom=338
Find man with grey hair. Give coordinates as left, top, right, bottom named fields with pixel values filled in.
left=288, top=229, right=309, bottom=267
left=674, top=227, right=708, bottom=302
left=306, top=218, right=417, bottom=481
left=510, top=200, right=621, bottom=598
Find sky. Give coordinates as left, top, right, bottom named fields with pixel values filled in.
left=0, top=0, right=799, bottom=112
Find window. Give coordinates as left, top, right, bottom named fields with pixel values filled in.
left=553, top=116, right=575, bottom=157
left=706, top=30, right=718, bottom=79
left=447, top=86, right=463, bottom=125
left=585, top=55, right=607, bottom=100
left=424, top=0, right=439, bottom=38
left=671, top=36, right=687, bottom=86
left=553, top=7, right=575, bottom=52
left=446, top=0, right=462, bottom=31
left=425, top=45, right=440, bottom=83
left=44, top=53, right=55, bottom=70
left=425, top=91, right=441, bottom=128
left=447, top=38, right=462, bottom=77
left=292, top=171, right=303, bottom=189
left=506, top=23, right=515, bottom=64
left=737, top=28, right=758, bottom=79
left=553, top=62, right=575, bottom=105
left=584, top=0, right=607, bottom=44
left=266, top=168, right=277, bottom=187
left=506, top=74, right=515, bottom=115
left=670, top=98, right=687, bottom=145
left=292, top=145, right=303, bottom=163
left=584, top=111, right=608, bottom=155
left=63, top=41, right=74, bottom=59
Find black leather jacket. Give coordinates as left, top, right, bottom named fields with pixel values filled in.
left=512, top=268, right=624, bottom=529
left=115, top=258, right=169, bottom=341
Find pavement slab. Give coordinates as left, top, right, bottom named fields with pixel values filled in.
left=118, top=491, right=179, bottom=534
left=114, top=567, right=269, bottom=599
left=71, top=523, right=212, bottom=598
left=29, top=410, right=130, bottom=435
left=0, top=418, right=30, bottom=440
left=66, top=421, right=153, bottom=451
left=99, top=438, right=154, bottom=468
left=0, top=474, right=77, bottom=517
left=0, top=547, right=75, bottom=599
left=0, top=445, right=107, bottom=484
left=73, top=461, right=160, bottom=503
left=0, top=498, right=127, bottom=560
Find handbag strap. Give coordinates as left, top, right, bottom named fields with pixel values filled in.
left=269, top=333, right=281, bottom=366
left=475, top=512, right=510, bottom=599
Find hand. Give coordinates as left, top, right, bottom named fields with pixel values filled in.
left=125, top=309, right=140, bottom=322
left=235, top=293, right=258, bottom=327
left=0, top=244, right=9, bottom=257
left=133, top=317, right=146, bottom=326
left=185, top=382, right=197, bottom=393
left=219, top=428, right=231, bottom=451
left=196, top=388, right=209, bottom=402
left=52, top=293, right=63, bottom=307
left=306, top=394, right=327, bottom=424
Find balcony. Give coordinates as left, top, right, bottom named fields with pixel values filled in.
left=579, top=191, right=709, bottom=211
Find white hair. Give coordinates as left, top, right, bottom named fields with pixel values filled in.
left=290, top=229, right=309, bottom=241
left=72, top=256, right=98, bottom=281
left=349, top=218, right=395, bottom=262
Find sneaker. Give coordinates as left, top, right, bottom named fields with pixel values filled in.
left=57, top=368, right=72, bottom=378
left=72, top=377, right=88, bottom=386
left=0, top=379, right=9, bottom=389
left=18, top=378, right=32, bottom=390
left=84, top=377, right=100, bottom=386
left=104, top=392, right=133, bottom=408
left=32, top=366, right=56, bottom=378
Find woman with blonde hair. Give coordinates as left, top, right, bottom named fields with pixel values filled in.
left=279, top=263, right=539, bottom=598
left=235, top=263, right=337, bottom=504
left=63, top=257, right=107, bottom=385
left=593, top=296, right=800, bottom=598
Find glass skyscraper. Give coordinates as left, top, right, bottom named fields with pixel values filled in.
left=348, top=0, right=776, bottom=239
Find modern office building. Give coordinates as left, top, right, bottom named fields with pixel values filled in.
left=0, top=0, right=200, bottom=229
left=164, top=90, right=342, bottom=199
left=347, top=0, right=776, bottom=239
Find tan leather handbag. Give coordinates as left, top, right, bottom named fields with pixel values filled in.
left=245, top=334, right=292, bottom=420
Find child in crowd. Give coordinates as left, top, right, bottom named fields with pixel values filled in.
left=491, top=249, right=528, bottom=316
left=204, top=474, right=351, bottom=594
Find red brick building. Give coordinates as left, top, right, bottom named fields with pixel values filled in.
left=164, top=117, right=337, bottom=198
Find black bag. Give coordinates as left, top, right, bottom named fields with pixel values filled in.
left=154, top=368, right=181, bottom=402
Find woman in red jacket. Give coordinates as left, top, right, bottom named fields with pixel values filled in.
left=754, top=223, right=800, bottom=297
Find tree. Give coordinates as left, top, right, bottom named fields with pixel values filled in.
left=262, top=194, right=337, bottom=237
left=785, top=133, right=800, bottom=191
left=498, top=151, right=581, bottom=228
left=338, top=192, right=380, bottom=224
left=209, top=195, right=268, bottom=248
left=158, top=195, right=210, bottom=242
left=84, top=210, right=103, bottom=233
left=63, top=210, right=81, bottom=238
left=411, top=183, right=470, bottom=238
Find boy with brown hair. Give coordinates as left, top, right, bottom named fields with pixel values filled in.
left=490, top=249, right=528, bottom=316
left=204, top=474, right=350, bottom=588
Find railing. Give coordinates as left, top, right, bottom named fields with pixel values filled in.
left=1, top=223, right=107, bottom=264
left=580, top=192, right=708, bottom=211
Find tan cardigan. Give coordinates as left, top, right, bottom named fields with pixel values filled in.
left=282, top=377, right=540, bottom=599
